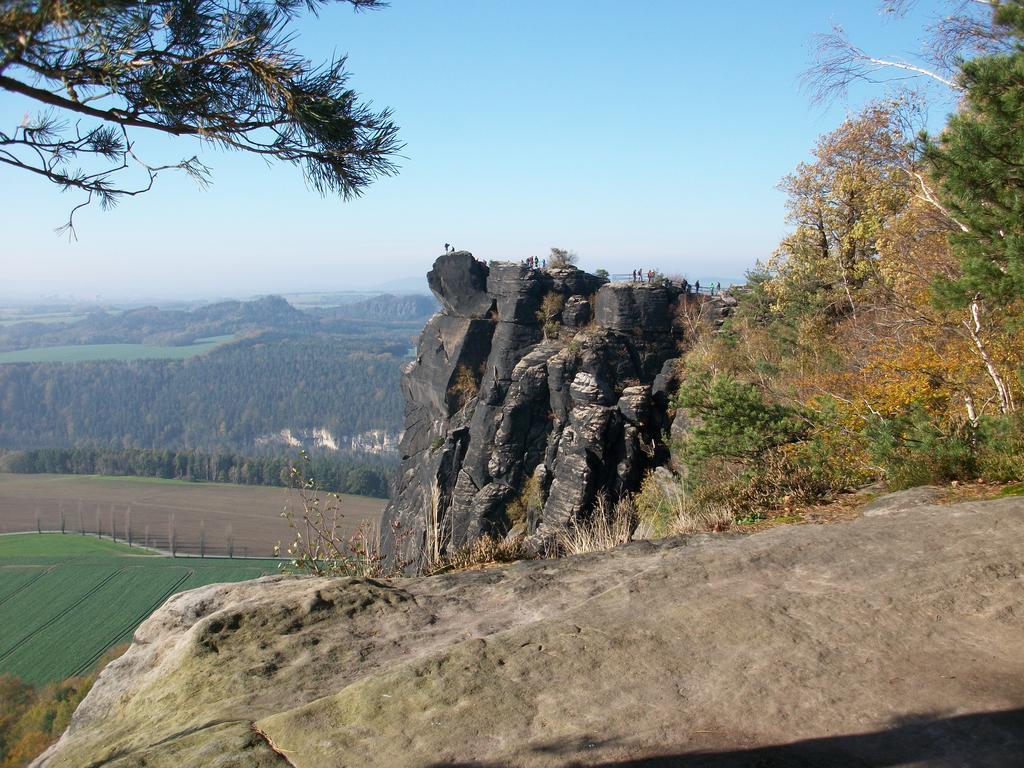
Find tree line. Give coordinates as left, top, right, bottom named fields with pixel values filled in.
left=0, top=447, right=392, bottom=499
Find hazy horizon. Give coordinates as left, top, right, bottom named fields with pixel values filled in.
left=0, top=265, right=751, bottom=305
left=0, top=1, right=956, bottom=299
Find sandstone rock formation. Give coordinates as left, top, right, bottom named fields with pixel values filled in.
left=35, top=495, right=1024, bottom=767
left=384, top=252, right=735, bottom=562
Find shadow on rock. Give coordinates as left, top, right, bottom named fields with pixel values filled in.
left=428, top=707, right=1024, bottom=767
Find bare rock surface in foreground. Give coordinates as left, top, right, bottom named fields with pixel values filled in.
left=35, top=496, right=1024, bottom=767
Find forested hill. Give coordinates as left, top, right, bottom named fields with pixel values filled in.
left=0, top=336, right=404, bottom=453
left=0, top=293, right=438, bottom=352
left=0, top=293, right=437, bottom=479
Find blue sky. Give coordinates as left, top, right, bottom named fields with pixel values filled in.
left=0, top=1, right=957, bottom=300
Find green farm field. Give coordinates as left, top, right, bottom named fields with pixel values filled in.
left=0, top=534, right=281, bottom=684
left=0, top=335, right=234, bottom=363
left=0, top=313, right=87, bottom=327
left=0, top=473, right=387, bottom=558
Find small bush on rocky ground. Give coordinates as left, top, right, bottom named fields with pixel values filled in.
left=664, top=372, right=859, bottom=525
left=672, top=371, right=806, bottom=468
left=277, top=452, right=412, bottom=577
left=865, top=409, right=1024, bottom=490
left=634, top=472, right=683, bottom=536
left=695, top=440, right=857, bottom=517
left=976, top=414, right=1024, bottom=483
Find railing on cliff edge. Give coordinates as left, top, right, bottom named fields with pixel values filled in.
left=607, top=274, right=724, bottom=295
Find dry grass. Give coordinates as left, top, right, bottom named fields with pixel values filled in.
left=635, top=471, right=733, bottom=536
left=670, top=502, right=733, bottom=535
left=420, top=481, right=447, bottom=571
left=553, top=496, right=637, bottom=556
left=447, top=364, right=480, bottom=411
left=424, top=534, right=526, bottom=575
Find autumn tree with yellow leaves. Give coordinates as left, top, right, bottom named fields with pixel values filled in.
left=673, top=97, right=1023, bottom=507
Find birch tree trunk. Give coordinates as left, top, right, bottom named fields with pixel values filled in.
left=963, top=298, right=1015, bottom=414
left=964, top=392, right=979, bottom=428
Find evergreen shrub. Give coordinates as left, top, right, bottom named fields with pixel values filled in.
left=865, top=407, right=977, bottom=489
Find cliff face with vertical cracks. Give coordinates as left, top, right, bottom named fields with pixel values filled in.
left=383, top=252, right=726, bottom=560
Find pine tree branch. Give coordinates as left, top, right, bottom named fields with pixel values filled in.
left=0, top=75, right=201, bottom=137
left=0, top=0, right=401, bottom=232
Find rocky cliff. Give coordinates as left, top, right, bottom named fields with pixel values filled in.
left=34, top=494, right=1024, bottom=767
left=383, top=252, right=728, bottom=561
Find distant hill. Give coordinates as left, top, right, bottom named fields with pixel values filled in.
left=310, top=294, right=438, bottom=322
left=0, top=294, right=434, bottom=352
left=0, top=294, right=430, bottom=461
left=190, top=295, right=304, bottom=324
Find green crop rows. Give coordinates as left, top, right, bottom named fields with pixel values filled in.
left=0, top=534, right=280, bottom=685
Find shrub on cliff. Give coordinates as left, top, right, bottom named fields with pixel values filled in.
left=547, top=248, right=579, bottom=268
left=448, top=364, right=481, bottom=411
left=537, top=293, right=566, bottom=339
left=506, top=472, right=543, bottom=530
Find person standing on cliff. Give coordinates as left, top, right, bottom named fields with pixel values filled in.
left=638, top=268, right=644, bottom=283
left=695, top=280, right=701, bottom=294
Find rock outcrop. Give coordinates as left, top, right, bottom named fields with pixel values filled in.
left=384, top=252, right=735, bottom=560
left=35, top=495, right=1024, bottom=767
